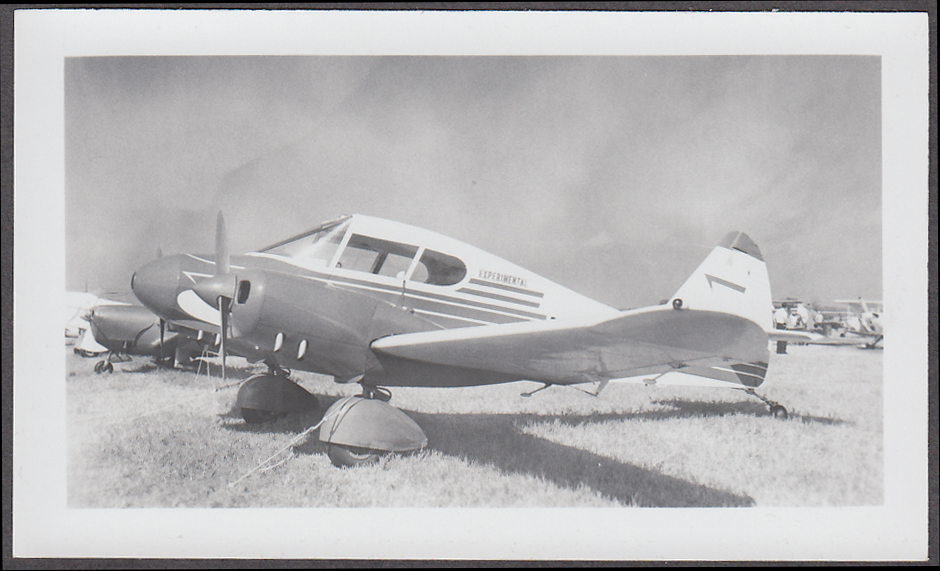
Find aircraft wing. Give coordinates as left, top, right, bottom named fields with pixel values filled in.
left=767, top=330, right=815, bottom=343
left=370, top=306, right=770, bottom=388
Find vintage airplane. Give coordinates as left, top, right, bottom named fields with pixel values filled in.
left=67, top=291, right=135, bottom=357
left=823, top=299, right=884, bottom=349
left=65, top=290, right=129, bottom=341
left=85, top=303, right=205, bottom=373
left=773, top=298, right=884, bottom=349
left=131, top=213, right=784, bottom=467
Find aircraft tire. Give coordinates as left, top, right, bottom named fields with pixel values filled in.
left=327, top=444, right=381, bottom=468
left=770, top=405, right=788, bottom=420
left=241, top=407, right=286, bottom=424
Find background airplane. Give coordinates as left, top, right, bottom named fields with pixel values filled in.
left=820, top=299, right=884, bottom=349
left=66, top=290, right=133, bottom=357
left=132, top=213, right=785, bottom=467
left=769, top=298, right=884, bottom=349
left=65, top=290, right=128, bottom=340
left=84, top=303, right=207, bottom=373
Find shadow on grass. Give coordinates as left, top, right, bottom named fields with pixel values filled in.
left=408, top=410, right=754, bottom=507
left=117, top=359, right=261, bottom=382
left=571, top=398, right=849, bottom=427
left=225, top=393, right=755, bottom=507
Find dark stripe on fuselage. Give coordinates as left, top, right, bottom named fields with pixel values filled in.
left=403, top=286, right=547, bottom=320
left=404, top=294, right=526, bottom=325
left=240, top=255, right=545, bottom=322
left=288, top=265, right=548, bottom=320
left=457, top=287, right=542, bottom=308
left=468, top=278, right=544, bottom=298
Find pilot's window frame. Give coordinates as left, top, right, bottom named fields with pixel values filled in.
left=328, top=228, right=355, bottom=269
left=403, top=246, right=426, bottom=282
left=331, top=233, right=421, bottom=279
left=259, top=218, right=349, bottom=271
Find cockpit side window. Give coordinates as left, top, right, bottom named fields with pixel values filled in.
left=410, top=249, right=467, bottom=286
left=336, top=234, right=419, bottom=277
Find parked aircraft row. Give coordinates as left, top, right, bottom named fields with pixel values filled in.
left=772, top=298, right=884, bottom=349
left=73, top=213, right=804, bottom=466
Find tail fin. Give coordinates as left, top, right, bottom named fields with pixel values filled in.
left=669, top=232, right=773, bottom=331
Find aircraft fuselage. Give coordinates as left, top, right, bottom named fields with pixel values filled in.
left=131, top=215, right=617, bottom=386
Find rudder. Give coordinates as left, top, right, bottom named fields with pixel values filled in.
left=669, top=232, right=773, bottom=331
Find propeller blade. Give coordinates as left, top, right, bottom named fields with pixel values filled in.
left=159, top=318, right=166, bottom=361
left=219, top=296, right=229, bottom=382
left=215, top=211, right=229, bottom=276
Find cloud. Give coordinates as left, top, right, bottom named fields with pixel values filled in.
left=66, top=56, right=882, bottom=307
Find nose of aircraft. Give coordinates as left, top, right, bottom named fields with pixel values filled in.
left=131, top=255, right=182, bottom=317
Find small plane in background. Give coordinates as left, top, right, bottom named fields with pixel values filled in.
left=770, top=298, right=884, bottom=349
left=82, top=303, right=208, bottom=373
left=67, top=290, right=132, bottom=358
left=131, top=213, right=786, bottom=467
left=823, top=299, right=884, bottom=349
left=65, top=290, right=128, bottom=341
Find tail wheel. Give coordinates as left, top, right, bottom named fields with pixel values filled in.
left=241, top=408, right=286, bottom=424
left=327, top=444, right=381, bottom=468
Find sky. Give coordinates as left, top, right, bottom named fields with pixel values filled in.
left=65, top=55, right=882, bottom=310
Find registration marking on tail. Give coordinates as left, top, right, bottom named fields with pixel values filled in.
left=705, top=274, right=746, bottom=293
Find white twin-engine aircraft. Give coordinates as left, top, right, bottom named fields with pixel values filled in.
left=131, top=213, right=785, bottom=467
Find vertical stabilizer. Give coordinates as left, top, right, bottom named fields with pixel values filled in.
left=669, top=232, right=773, bottom=331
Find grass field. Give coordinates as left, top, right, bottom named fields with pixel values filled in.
left=66, top=342, right=882, bottom=508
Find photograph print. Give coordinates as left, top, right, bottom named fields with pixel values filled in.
left=13, top=9, right=929, bottom=561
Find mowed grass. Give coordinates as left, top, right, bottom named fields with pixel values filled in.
left=66, top=343, right=882, bottom=508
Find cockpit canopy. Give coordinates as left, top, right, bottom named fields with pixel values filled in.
left=258, top=215, right=468, bottom=286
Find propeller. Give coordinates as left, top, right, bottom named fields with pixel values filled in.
left=159, top=317, right=166, bottom=363
left=215, top=211, right=230, bottom=276
left=191, top=212, right=237, bottom=381
left=215, top=212, right=232, bottom=381
left=152, top=246, right=167, bottom=364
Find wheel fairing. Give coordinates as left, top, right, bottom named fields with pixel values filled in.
left=318, top=396, right=427, bottom=453
left=234, top=374, right=318, bottom=413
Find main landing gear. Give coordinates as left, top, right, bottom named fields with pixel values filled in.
left=235, top=364, right=319, bottom=424
left=234, top=367, right=426, bottom=468
left=744, top=388, right=789, bottom=419
left=93, top=359, right=114, bottom=374
left=94, top=352, right=129, bottom=374
left=319, top=384, right=427, bottom=468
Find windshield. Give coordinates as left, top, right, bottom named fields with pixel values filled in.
left=259, top=219, right=349, bottom=269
